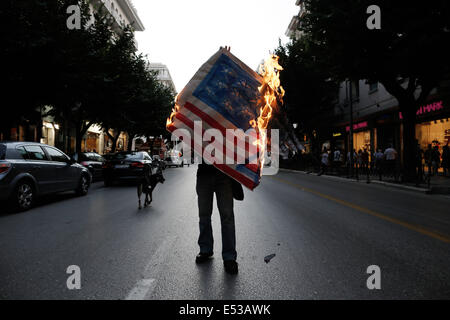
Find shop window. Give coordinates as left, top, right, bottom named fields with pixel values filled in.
left=416, top=120, right=450, bottom=150
left=368, top=81, right=378, bottom=93
left=353, top=130, right=371, bottom=153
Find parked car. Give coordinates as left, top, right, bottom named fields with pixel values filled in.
left=102, top=153, right=116, bottom=161
left=164, top=155, right=183, bottom=168
left=72, top=152, right=104, bottom=181
left=152, top=155, right=166, bottom=170
left=0, top=142, right=91, bottom=211
left=102, top=151, right=157, bottom=186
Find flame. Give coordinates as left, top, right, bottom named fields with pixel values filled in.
left=166, top=95, right=180, bottom=128
left=252, top=54, right=285, bottom=170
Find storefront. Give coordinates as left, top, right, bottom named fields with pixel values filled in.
left=416, top=119, right=450, bottom=148
left=346, top=121, right=373, bottom=154
left=413, top=100, right=450, bottom=150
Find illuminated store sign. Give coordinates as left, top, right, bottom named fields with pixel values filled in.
left=346, top=121, right=368, bottom=132
left=399, top=101, right=444, bottom=119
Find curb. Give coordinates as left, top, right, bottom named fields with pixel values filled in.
left=279, top=168, right=432, bottom=194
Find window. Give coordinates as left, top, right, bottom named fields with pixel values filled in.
left=0, top=144, right=6, bottom=160
left=113, top=152, right=143, bottom=161
left=44, top=147, right=69, bottom=163
left=351, top=81, right=360, bottom=100
left=344, top=80, right=360, bottom=103
left=143, top=153, right=152, bottom=161
left=16, top=146, right=30, bottom=160
left=24, top=145, right=47, bottom=161
left=369, top=81, right=378, bottom=93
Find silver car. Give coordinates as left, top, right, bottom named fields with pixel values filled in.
left=0, top=142, right=91, bottom=211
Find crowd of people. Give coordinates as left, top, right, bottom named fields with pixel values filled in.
left=317, top=141, right=450, bottom=180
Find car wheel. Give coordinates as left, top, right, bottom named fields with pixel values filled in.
left=13, top=181, right=35, bottom=212
left=76, top=174, right=90, bottom=196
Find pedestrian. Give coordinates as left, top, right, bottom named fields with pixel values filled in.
left=374, top=148, right=384, bottom=180
left=442, top=142, right=450, bottom=177
left=356, top=149, right=363, bottom=174
left=339, top=149, right=345, bottom=163
left=424, top=144, right=433, bottom=175
left=384, top=145, right=398, bottom=180
left=195, top=163, right=243, bottom=275
left=333, top=148, right=341, bottom=174
left=347, top=148, right=357, bottom=174
left=318, top=147, right=329, bottom=176
left=361, top=148, right=369, bottom=174
left=415, top=141, right=424, bottom=182
left=432, top=146, right=441, bottom=176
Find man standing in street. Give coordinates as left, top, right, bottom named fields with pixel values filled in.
left=195, top=163, right=242, bottom=275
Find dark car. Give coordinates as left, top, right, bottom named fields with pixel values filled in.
left=72, top=152, right=105, bottom=181
left=0, top=142, right=91, bottom=211
left=102, top=151, right=157, bottom=186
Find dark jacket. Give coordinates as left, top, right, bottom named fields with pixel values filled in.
left=197, top=164, right=244, bottom=201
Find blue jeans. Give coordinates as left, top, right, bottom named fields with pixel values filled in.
left=196, top=169, right=237, bottom=261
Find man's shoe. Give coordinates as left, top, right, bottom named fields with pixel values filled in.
left=224, top=260, right=238, bottom=274
left=195, top=252, right=213, bottom=264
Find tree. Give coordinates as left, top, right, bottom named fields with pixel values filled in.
left=1, top=0, right=174, bottom=154
left=301, top=0, right=450, bottom=180
left=123, top=63, right=175, bottom=151
left=0, top=0, right=71, bottom=140
left=48, top=0, right=106, bottom=154
left=274, top=38, right=339, bottom=157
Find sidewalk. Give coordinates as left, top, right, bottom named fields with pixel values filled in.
left=280, top=166, right=450, bottom=195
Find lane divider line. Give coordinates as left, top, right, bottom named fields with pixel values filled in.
left=125, top=279, right=156, bottom=300
left=270, top=176, right=450, bottom=244
left=124, top=236, right=177, bottom=300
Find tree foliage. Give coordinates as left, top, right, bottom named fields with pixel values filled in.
left=275, top=37, right=339, bottom=155
left=0, top=0, right=175, bottom=154
left=298, top=0, right=450, bottom=178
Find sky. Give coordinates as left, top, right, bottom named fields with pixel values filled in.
left=133, top=0, right=299, bottom=92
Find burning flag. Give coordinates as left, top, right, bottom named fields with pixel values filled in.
left=167, top=47, right=284, bottom=190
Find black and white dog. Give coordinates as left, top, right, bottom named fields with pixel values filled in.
left=138, top=165, right=165, bottom=209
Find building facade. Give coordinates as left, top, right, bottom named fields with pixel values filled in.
left=148, top=63, right=177, bottom=93
left=333, top=80, right=450, bottom=163
left=285, top=0, right=306, bottom=40
left=90, top=0, right=145, bottom=33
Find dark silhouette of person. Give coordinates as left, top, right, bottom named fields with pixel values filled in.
left=195, top=163, right=243, bottom=275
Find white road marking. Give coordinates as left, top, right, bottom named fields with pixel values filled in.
left=125, top=279, right=156, bottom=300
left=124, top=236, right=177, bottom=300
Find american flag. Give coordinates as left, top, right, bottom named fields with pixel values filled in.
left=166, top=48, right=264, bottom=190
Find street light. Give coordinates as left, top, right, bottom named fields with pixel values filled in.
left=293, top=123, right=298, bottom=129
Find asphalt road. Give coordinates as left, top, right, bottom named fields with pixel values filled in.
left=1, top=166, right=449, bottom=300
